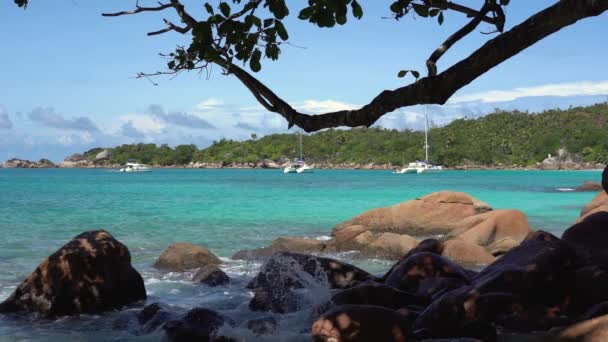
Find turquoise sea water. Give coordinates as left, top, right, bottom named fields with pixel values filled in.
left=0, top=168, right=602, bottom=341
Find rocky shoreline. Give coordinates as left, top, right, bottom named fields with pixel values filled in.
left=1, top=168, right=608, bottom=341
left=2, top=157, right=606, bottom=171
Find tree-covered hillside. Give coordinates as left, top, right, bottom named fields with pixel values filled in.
left=85, top=103, right=608, bottom=167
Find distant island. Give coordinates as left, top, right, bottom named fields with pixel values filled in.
left=3, top=103, right=608, bottom=170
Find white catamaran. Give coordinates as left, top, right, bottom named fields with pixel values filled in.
left=395, top=105, right=443, bottom=174
left=283, top=133, right=314, bottom=174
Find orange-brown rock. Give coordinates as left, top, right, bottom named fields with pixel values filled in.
left=154, top=243, right=221, bottom=271
left=332, top=191, right=493, bottom=237
left=579, top=191, right=608, bottom=222
left=452, top=209, right=531, bottom=255
left=441, top=238, right=496, bottom=266
left=361, top=233, right=418, bottom=260
left=549, top=314, right=608, bottom=341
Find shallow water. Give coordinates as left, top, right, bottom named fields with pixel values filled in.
left=0, top=168, right=602, bottom=340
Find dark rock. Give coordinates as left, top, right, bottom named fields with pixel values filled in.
left=380, top=238, right=444, bottom=281
left=603, top=166, right=608, bottom=193
left=137, top=302, right=175, bottom=334
left=312, top=304, right=411, bottom=342
left=413, top=286, right=504, bottom=341
left=193, top=265, right=230, bottom=286
left=245, top=316, right=278, bottom=336
left=315, top=283, right=428, bottom=318
left=153, top=242, right=221, bottom=271
left=0, top=230, right=146, bottom=316
left=563, top=212, right=608, bottom=267
left=247, top=252, right=375, bottom=313
left=163, top=307, right=233, bottom=342
left=384, top=252, right=473, bottom=299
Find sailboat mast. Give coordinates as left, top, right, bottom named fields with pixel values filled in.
left=300, top=132, right=303, bottom=160
left=424, top=105, right=429, bottom=162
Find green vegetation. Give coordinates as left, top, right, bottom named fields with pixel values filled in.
left=86, top=103, right=608, bottom=167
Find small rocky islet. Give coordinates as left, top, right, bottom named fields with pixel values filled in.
left=2, top=170, right=608, bottom=341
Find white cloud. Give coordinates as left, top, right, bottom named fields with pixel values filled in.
left=451, top=80, right=608, bottom=103
left=296, top=100, right=358, bottom=113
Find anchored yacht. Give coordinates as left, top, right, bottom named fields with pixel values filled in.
left=119, top=160, right=151, bottom=172
left=283, top=133, right=314, bottom=174
left=395, top=105, right=443, bottom=174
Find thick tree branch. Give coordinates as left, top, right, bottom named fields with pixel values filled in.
left=426, top=2, right=492, bottom=76
left=221, top=0, right=608, bottom=132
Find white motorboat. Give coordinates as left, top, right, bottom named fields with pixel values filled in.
left=119, top=160, right=151, bottom=172
left=283, top=133, right=314, bottom=174
left=395, top=105, right=443, bottom=174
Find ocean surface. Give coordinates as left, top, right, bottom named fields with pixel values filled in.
left=0, top=168, right=602, bottom=341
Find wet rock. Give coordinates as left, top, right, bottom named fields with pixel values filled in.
left=245, top=316, right=278, bottom=336
left=471, top=235, right=579, bottom=311
left=441, top=238, right=497, bottom=266
left=153, top=242, right=221, bottom=271
left=413, top=286, right=504, bottom=341
left=317, top=283, right=428, bottom=317
left=193, top=265, right=230, bottom=286
left=232, top=237, right=325, bottom=260
left=0, top=230, right=146, bottom=316
left=384, top=252, right=473, bottom=299
left=137, top=302, right=176, bottom=334
left=312, top=304, right=411, bottom=342
left=247, top=252, right=375, bottom=313
left=163, top=307, right=233, bottom=342
left=604, top=166, right=608, bottom=193
left=563, top=211, right=608, bottom=267
left=380, top=238, right=445, bottom=283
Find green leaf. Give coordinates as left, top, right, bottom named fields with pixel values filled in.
left=264, top=18, right=274, bottom=28
left=275, top=21, right=289, bottom=41
left=250, top=49, right=262, bottom=72
left=351, top=0, right=363, bottom=19
left=298, top=7, right=314, bottom=20
left=429, top=8, right=440, bottom=17
left=219, top=2, right=231, bottom=17
left=397, top=70, right=408, bottom=78
left=167, top=60, right=175, bottom=70
left=500, top=0, right=510, bottom=5
left=438, top=11, right=444, bottom=25
left=412, top=3, right=429, bottom=17
left=204, top=3, right=214, bottom=15
left=411, top=70, right=420, bottom=79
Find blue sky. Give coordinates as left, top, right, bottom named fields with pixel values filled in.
left=1, top=0, right=607, bottom=162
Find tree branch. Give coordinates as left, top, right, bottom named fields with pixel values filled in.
left=102, top=2, right=172, bottom=17
left=424, top=0, right=497, bottom=25
left=219, top=0, right=608, bottom=132
left=426, top=2, right=492, bottom=76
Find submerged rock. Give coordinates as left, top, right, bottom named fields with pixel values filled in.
left=575, top=181, right=603, bottom=192
left=312, top=304, right=411, bottom=342
left=193, top=265, right=230, bottom=286
left=245, top=316, right=278, bottom=336
left=0, top=230, right=146, bottom=316
left=154, top=242, right=221, bottom=271
left=232, top=237, right=326, bottom=260
left=247, top=252, right=375, bottom=313
left=163, top=307, right=234, bottom=342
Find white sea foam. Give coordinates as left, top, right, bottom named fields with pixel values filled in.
left=557, top=188, right=575, bottom=192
